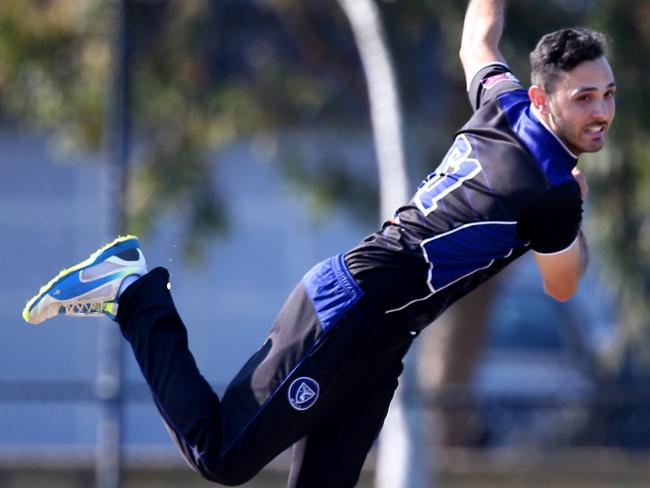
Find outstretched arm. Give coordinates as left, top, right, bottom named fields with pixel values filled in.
left=459, top=0, right=507, bottom=87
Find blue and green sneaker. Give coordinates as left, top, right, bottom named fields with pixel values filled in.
left=22, top=235, right=147, bottom=324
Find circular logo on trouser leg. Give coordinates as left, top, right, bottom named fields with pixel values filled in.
left=288, top=377, right=320, bottom=411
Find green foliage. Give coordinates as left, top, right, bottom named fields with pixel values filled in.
left=0, top=0, right=370, bottom=259
left=0, top=0, right=110, bottom=148
left=584, top=1, right=650, bottom=351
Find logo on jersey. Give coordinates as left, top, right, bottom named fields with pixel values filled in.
left=482, top=72, right=519, bottom=89
left=288, top=377, right=319, bottom=411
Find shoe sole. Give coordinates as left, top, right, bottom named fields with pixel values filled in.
left=22, top=235, right=140, bottom=324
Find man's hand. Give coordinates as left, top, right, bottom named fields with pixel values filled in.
left=572, top=167, right=588, bottom=199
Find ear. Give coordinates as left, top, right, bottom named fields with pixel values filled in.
left=528, top=85, right=551, bottom=115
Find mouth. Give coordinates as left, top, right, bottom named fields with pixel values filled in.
left=585, top=124, right=607, bottom=136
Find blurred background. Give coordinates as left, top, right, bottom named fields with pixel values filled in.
left=2, top=0, right=650, bottom=487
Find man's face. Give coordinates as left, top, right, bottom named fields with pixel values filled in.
left=546, top=56, right=616, bottom=155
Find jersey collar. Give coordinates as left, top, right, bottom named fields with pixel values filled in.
left=497, top=90, right=578, bottom=186
left=529, top=104, right=579, bottom=159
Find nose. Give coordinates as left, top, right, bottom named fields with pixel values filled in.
left=592, top=98, right=612, bottom=122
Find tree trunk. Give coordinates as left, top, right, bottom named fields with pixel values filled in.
left=417, top=278, right=499, bottom=448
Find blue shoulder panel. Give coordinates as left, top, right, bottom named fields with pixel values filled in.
left=498, top=90, right=577, bottom=186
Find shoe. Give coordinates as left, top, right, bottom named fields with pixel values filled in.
left=22, top=235, right=147, bottom=324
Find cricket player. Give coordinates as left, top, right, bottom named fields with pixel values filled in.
left=23, top=0, right=615, bottom=486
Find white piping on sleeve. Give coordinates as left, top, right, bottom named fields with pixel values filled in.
left=533, top=233, right=580, bottom=256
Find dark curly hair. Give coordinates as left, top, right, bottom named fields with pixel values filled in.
left=530, top=27, right=607, bottom=92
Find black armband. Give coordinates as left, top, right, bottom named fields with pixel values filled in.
left=517, top=181, right=583, bottom=254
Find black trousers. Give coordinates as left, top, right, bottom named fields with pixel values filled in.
left=117, top=265, right=415, bottom=487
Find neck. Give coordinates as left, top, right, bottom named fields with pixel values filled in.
left=531, top=104, right=555, bottom=132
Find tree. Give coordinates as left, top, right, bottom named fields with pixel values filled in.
left=585, top=0, right=650, bottom=363
left=0, top=0, right=375, bottom=257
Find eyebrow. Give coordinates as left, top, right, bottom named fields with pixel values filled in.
left=572, top=82, right=617, bottom=96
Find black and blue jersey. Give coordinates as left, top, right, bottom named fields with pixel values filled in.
left=344, top=63, right=581, bottom=329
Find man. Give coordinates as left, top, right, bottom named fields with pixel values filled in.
left=23, top=1, right=615, bottom=486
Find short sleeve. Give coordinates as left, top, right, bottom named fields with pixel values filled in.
left=467, top=63, right=524, bottom=112
left=516, top=181, right=583, bottom=254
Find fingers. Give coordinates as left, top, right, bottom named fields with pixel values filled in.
left=572, top=167, right=588, bottom=199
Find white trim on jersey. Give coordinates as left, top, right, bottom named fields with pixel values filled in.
left=533, top=233, right=580, bottom=256
left=385, top=220, right=519, bottom=315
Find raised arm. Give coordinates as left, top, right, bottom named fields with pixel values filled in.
left=459, top=0, right=507, bottom=87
